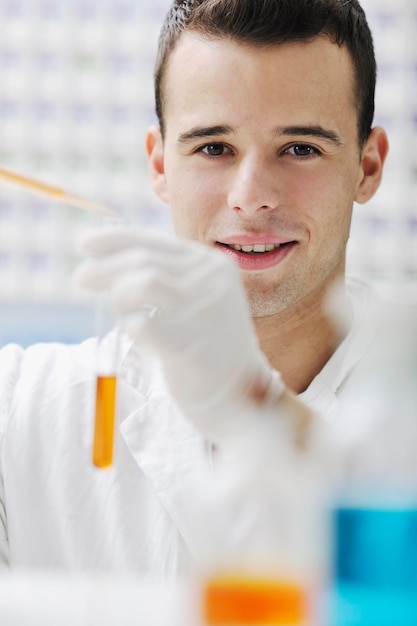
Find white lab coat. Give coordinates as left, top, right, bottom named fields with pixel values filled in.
left=0, top=277, right=377, bottom=575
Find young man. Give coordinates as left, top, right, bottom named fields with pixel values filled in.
left=0, top=0, right=388, bottom=574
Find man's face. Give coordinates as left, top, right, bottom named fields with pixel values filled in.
left=148, top=33, right=371, bottom=317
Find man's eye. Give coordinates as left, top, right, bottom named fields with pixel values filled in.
left=286, top=144, right=319, bottom=158
left=200, top=143, right=227, bottom=157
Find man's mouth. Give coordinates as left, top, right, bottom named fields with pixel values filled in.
left=218, top=242, right=293, bottom=254
left=216, top=240, right=296, bottom=270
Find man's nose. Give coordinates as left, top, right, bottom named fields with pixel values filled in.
left=227, top=155, right=280, bottom=215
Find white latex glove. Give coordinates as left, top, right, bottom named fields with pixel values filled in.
left=75, top=226, right=286, bottom=442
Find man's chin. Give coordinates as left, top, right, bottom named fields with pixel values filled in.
left=245, top=278, right=305, bottom=318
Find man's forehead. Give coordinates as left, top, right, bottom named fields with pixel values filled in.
left=163, top=32, right=356, bottom=110
left=165, top=30, right=355, bottom=84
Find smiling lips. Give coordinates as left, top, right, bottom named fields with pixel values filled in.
left=216, top=240, right=297, bottom=270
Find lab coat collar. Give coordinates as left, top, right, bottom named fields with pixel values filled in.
left=299, top=276, right=379, bottom=421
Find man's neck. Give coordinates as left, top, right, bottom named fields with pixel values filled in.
left=253, top=286, right=351, bottom=394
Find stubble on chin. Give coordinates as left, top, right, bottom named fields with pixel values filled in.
left=245, top=280, right=301, bottom=318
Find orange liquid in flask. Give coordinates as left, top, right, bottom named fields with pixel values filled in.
left=93, top=375, right=117, bottom=468
left=204, top=576, right=307, bottom=625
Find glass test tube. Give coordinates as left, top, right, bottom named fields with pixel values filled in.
left=92, top=302, right=119, bottom=469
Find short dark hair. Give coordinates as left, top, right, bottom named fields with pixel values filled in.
left=154, top=0, right=376, bottom=146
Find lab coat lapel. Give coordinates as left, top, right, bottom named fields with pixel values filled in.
left=117, top=343, right=210, bottom=561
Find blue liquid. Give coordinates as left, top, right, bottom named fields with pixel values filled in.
left=330, top=506, right=417, bottom=626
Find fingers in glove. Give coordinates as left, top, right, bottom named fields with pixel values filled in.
left=78, top=225, right=192, bottom=258
left=108, top=268, right=189, bottom=316
left=75, top=246, right=197, bottom=292
left=78, top=226, right=237, bottom=291
left=106, top=259, right=235, bottom=318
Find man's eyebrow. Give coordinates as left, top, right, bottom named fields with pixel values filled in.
left=176, top=124, right=342, bottom=145
left=177, top=125, right=234, bottom=143
left=275, top=125, right=342, bottom=144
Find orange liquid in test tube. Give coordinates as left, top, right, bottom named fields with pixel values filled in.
left=93, top=375, right=117, bottom=468
left=204, top=576, right=307, bottom=625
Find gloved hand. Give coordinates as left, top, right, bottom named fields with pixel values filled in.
left=75, top=226, right=286, bottom=442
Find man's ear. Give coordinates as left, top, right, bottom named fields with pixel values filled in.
left=146, top=125, right=169, bottom=203
left=355, top=126, right=389, bottom=204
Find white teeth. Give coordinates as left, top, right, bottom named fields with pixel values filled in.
left=229, top=243, right=280, bottom=253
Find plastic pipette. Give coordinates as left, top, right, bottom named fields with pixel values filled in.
left=0, top=165, right=114, bottom=215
